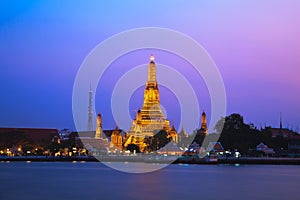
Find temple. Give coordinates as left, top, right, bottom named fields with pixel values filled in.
left=95, top=113, right=102, bottom=139
left=200, top=110, right=208, bottom=135
left=124, top=55, right=171, bottom=151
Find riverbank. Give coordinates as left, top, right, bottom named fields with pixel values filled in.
left=217, top=157, right=300, bottom=165
left=2, top=155, right=300, bottom=165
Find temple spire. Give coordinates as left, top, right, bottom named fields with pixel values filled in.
left=95, top=113, right=102, bottom=138
left=126, top=56, right=170, bottom=151
left=150, top=54, right=155, bottom=62
left=148, top=54, right=156, bottom=82
left=201, top=110, right=208, bottom=134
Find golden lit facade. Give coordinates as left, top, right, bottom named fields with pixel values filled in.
left=126, top=55, right=170, bottom=150
left=168, top=123, right=178, bottom=144
left=110, top=125, right=123, bottom=149
left=95, top=113, right=102, bottom=139
left=201, top=110, right=208, bottom=134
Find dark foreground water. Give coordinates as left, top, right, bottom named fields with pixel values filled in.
left=0, top=162, right=300, bottom=200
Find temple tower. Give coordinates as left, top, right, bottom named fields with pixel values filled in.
left=110, top=125, right=123, bottom=149
left=201, top=110, right=208, bottom=135
left=126, top=55, right=170, bottom=151
left=95, top=113, right=102, bottom=139
left=168, top=122, right=178, bottom=143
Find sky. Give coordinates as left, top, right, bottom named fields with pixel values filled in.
left=0, top=0, right=300, bottom=132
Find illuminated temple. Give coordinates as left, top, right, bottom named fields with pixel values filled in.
left=124, top=55, right=171, bottom=151
left=87, top=55, right=211, bottom=153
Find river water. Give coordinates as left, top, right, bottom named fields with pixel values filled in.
left=0, top=162, right=299, bottom=200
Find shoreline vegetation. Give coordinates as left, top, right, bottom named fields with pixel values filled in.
left=1, top=155, right=300, bottom=165
left=1, top=113, right=300, bottom=164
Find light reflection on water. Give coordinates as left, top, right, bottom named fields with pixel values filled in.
left=0, top=162, right=300, bottom=200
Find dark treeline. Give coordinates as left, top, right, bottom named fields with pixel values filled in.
left=1, top=113, right=297, bottom=156
left=192, top=113, right=291, bottom=155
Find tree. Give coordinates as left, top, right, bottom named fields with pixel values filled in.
left=192, top=130, right=205, bottom=146
left=144, top=130, right=171, bottom=152
left=127, top=144, right=140, bottom=153
left=214, top=117, right=225, bottom=133
left=218, top=113, right=262, bottom=154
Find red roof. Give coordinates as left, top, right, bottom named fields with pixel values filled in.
left=0, top=127, right=58, bottom=147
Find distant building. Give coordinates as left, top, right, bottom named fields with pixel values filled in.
left=287, top=135, right=300, bottom=153
left=269, top=113, right=298, bottom=138
left=59, top=128, right=72, bottom=141
left=186, top=142, right=200, bottom=154
left=76, top=124, right=127, bottom=155
left=0, top=127, right=59, bottom=149
left=76, top=112, right=110, bottom=155
left=177, top=125, right=189, bottom=148
left=207, top=142, right=224, bottom=153
left=79, top=136, right=109, bottom=155
left=270, top=128, right=298, bottom=138
left=157, top=141, right=183, bottom=155
left=168, top=123, right=178, bottom=144
left=256, top=142, right=275, bottom=156
left=110, top=125, right=123, bottom=149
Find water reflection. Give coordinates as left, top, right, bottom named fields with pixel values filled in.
left=0, top=162, right=300, bottom=200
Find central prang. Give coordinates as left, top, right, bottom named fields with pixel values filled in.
left=124, top=55, right=171, bottom=151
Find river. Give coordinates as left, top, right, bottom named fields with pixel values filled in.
left=1, top=162, right=299, bottom=200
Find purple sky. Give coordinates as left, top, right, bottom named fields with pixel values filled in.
left=0, top=0, right=299, bottom=132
